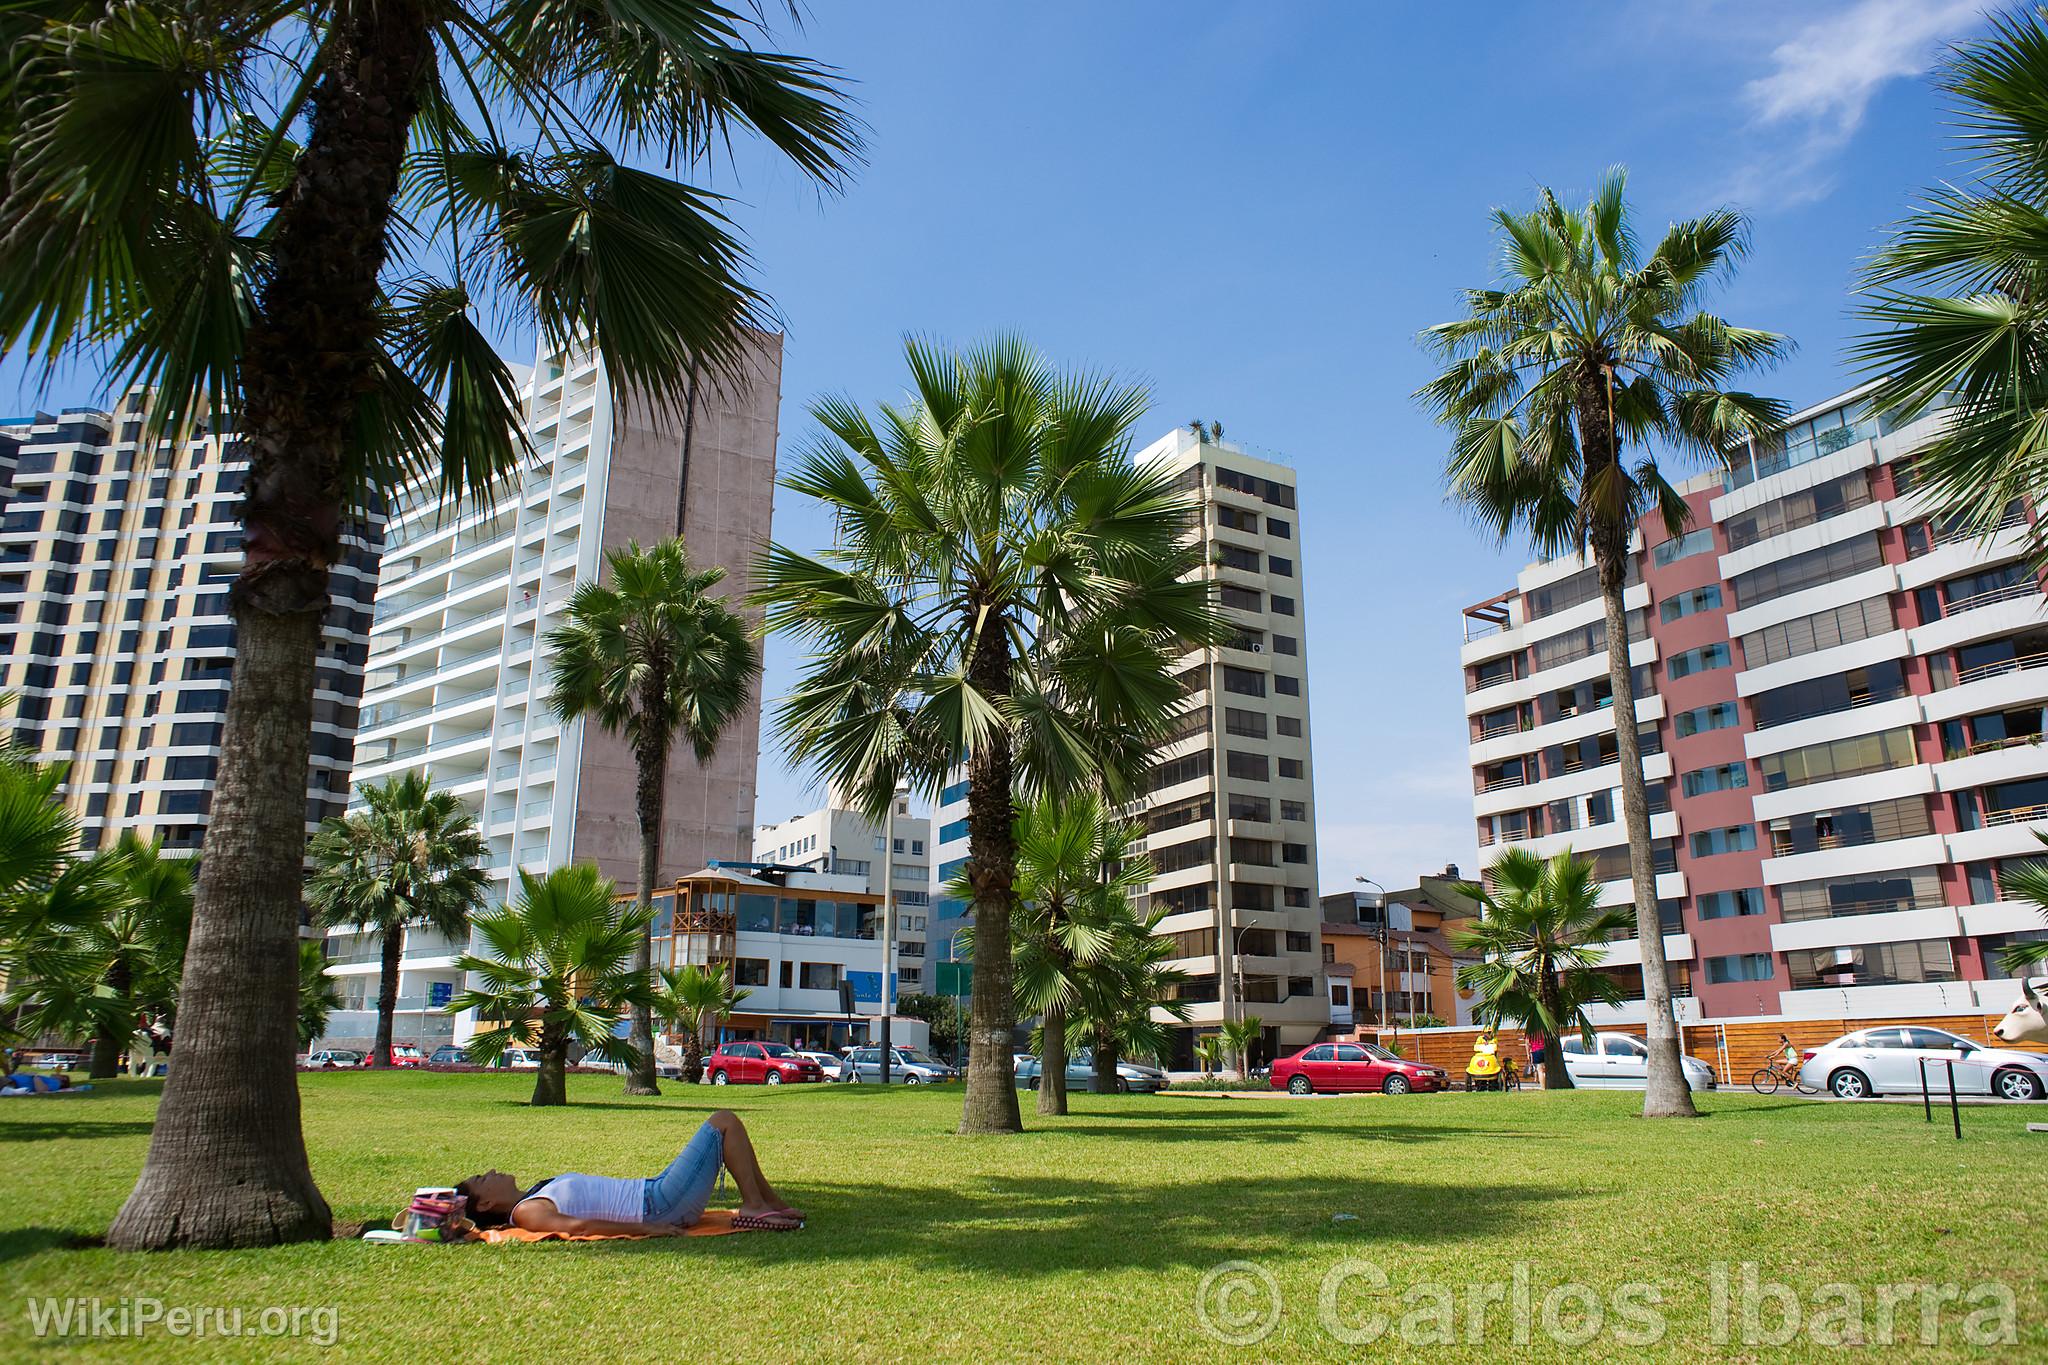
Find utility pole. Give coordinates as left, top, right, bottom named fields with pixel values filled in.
left=878, top=777, right=909, bottom=1085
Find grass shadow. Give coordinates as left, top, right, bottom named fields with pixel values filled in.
left=0, top=1118, right=155, bottom=1143
left=0, top=1228, right=101, bottom=1263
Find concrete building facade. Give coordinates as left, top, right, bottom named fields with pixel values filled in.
left=1460, top=382, right=2048, bottom=1030
left=320, top=339, right=781, bottom=1050
left=753, top=788, right=933, bottom=991
left=0, top=397, right=379, bottom=853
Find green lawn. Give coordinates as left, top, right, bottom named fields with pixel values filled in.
left=2, top=1074, right=2042, bottom=1361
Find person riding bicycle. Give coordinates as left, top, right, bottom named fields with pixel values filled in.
left=1778, top=1034, right=1799, bottom=1067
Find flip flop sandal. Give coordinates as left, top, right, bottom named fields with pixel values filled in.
left=732, top=1213, right=804, bottom=1232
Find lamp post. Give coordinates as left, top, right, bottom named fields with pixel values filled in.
left=878, top=776, right=910, bottom=1085
left=1354, top=876, right=1392, bottom=1052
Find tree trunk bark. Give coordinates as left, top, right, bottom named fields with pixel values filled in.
left=1094, top=1021, right=1119, bottom=1094
left=1576, top=370, right=1698, bottom=1120
left=959, top=620, right=1023, bottom=1135
left=534, top=1023, right=567, bottom=1107
left=627, top=710, right=669, bottom=1097
left=106, top=0, right=434, bottom=1250
left=1538, top=970, right=1574, bottom=1091
left=682, top=1029, right=703, bottom=1086
left=370, top=926, right=402, bottom=1068
left=1037, top=1002, right=1068, bottom=1115
left=88, top=958, right=133, bottom=1080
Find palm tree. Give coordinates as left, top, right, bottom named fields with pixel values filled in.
left=546, top=538, right=757, bottom=1096
left=1, top=3, right=855, bottom=1248
left=1217, top=1015, right=1262, bottom=1081
left=957, top=793, right=1150, bottom=1116
left=1419, top=169, right=1790, bottom=1119
left=1073, top=904, right=1191, bottom=1093
left=448, top=865, right=652, bottom=1107
left=1451, top=848, right=1634, bottom=1090
left=297, top=941, right=343, bottom=1051
left=1856, top=10, right=2048, bottom=555
left=753, top=335, right=1228, bottom=1134
left=305, top=773, right=488, bottom=1070
left=1985, top=833, right=2048, bottom=976
left=1192, top=1034, right=1223, bottom=1079
left=652, top=962, right=751, bottom=1084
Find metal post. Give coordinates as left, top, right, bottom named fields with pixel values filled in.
left=879, top=783, right=902, bottom=1086
left=1946, top=1059, right=1961, bottom=1140
left=1919, top=1057, right=1932, bottom=1122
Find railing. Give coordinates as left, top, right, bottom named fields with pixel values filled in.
left=1956, top=733, right=2046, bottom=759
left=1753, top=687, right=1909, bottom=731
left=1479, top=772, right=1528, bottom=793
left=1920, top=508, right=2028, bottom=555
left=1941, top=579, right=2038, bottom=618
left=1955, top=648, right=2048, bottom=687
left=1981, top=801, right=2048, bottom=829
left=1780, top=894, right=1934, bottom=923
left=1467, top=669, right=1518, bottom=694
left=1477, top=716, right=1524, bottom=740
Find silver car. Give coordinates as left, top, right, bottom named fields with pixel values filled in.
left=843, top=1046, right=957, bottom=1084
left=798, top=1050, right=845, bottom=1081
left=1558, top=1033, right=1718, bottom=1091
left=1798, top=1026, right=2048, bottom=1101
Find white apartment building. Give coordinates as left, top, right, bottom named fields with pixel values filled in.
left=318, top=338, right=781, bottom=1050
left=753, top=787, right=933, bottom=991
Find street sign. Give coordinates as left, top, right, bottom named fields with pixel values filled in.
left=935, top=961, right=973, bottom=999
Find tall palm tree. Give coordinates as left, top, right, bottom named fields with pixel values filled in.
left=1418, top=169, right=1790, bottom=1118
left=1857, top=9, right=2048, bottom=556
left=1, top=1, right=856, bottom=1248
left=753, top=335, right=1228, bottom=1134
left=448, top=865, right=652, bottom=1107
left=305, top=772, right=488, bottom=1069
left=652, top=962, right=751, bottom=1084
left=297, top=940, right=343, bottom=1051
left=1452, top=848, right=1634, bottom=1090
left=546, top=538, right=758, bottom=1096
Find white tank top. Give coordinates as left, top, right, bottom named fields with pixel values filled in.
left=527, top=1172, right=643, bottom=1223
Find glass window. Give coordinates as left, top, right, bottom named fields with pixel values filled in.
left=1651, top=528, right=1715, bottom=566
left=1302, top=1045, right=1332, bottom=1061
left=1690, top=825, right=1757, bottom=857
left=1673, top=702, right=1739, bottom=737
left=1680, top=763, right=1750, bottom=797
left=1696, top=888, right=1767, bottom=919
left=736, top=894, right=775, bottom=933
left=1659, top=585, right=1723, bottom=623
left=1667, top=644, right=1732, bottom=679
left=1334, top=1045, right=1367, bottom=1062
left=1705, top=952, right=1774, bottom=983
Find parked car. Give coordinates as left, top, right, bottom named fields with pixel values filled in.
left=500, top=1048, right=541, bottom=1070
left=1557, top=1033, right=1717, bottom=1091
left=1013, top=1051, right=1167, bottom=1093
left=1269, top=1042, right=1448, bottom=1095
left=843, top=1046, right=958, bottom=1084
left=302, top=1049, right=365, bottom=1070
left=705, top=1042, right=826, bottom=1086
left=428, top=1045, right=469, bottom=1066
left=1797, top=1026, right=2048, bottom=1101
left=383, top=1043, right=425, bottom=1068
left=798, top=1050, right=845, bottom=1081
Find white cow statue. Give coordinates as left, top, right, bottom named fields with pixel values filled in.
left=1991, top=978, right=2048, bottom=1045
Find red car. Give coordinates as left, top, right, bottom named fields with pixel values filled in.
left=1269, top=1042, right=1448, bottom=1095
left=705, top=1042, right=825, bottom=1086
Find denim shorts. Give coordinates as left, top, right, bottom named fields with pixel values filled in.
left=641, top=1120, right=724, bottom=1226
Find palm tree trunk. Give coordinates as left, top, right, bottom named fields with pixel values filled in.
left=1538, top=971, right=1574, bottom=1091
left=106, top=0, right=433, bottom=1250
left=1037, top=1002, right=1068, bottom=1115
left=1578, top=371, right=1697, bottom=1120
left=1093, top=1021, right=1119, bottom=1094
left=88, top=958, right=133, bottom=1080
left=371, top=928, right=402, bottom=1068
left=682, top=1028, right=704, bottom=1086
left=627, top=718, right=668, bottom=1097
left=960, top=624, right=1024, bottom=1135
left=534, top=1022, right=567, bottom=1107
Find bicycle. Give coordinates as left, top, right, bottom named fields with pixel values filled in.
left=1750, top=1037, right=1819, bottom=1095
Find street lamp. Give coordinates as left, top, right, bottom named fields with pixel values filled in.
left=1354, top=876, right=1394, bottom=1051
left=878, top=775, right=911, bottom=1085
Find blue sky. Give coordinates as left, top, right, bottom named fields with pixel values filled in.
left=0, top=0, right=2001, bottom=890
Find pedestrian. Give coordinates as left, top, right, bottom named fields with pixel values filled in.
left=1528, top=1034, right=1546, bottom=1087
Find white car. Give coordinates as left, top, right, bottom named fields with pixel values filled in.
left=1797, top=1026, right=2048, bottom=1101
left=798, top=1050, right=845, bottom=1081
left=1558, top=1033, right=1718, bottom=1091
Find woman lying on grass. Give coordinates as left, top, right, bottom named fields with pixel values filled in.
left=457, top=1110, right=804, bottom=1234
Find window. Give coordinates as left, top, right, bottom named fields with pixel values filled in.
left=1278, top=757, right=1303, bottom=779
left=1758, top=728, right=1916, bottom=791
left=1696, top=888, right=1766, bottom=919
left=1659, top=585, right=1723, bottom=623
left=1276, top=715, right=1302, bottom=737
left=1739, top=597, right=1893, bottom=669
left=911, top=839, right=923, bottom=855
left=1779, top=868, right=1942, bottom=922
left=1680, top=763, right=1749, bottom=797
left=1147, top=750, right=1211, bottom=793
left=1280, top=799, right=1306, bottom=821
left=1689, top=825, right=1757, bottom=857
left=1270, top=594, right=1295, bottom=616
left=1706, top=953, right=1774, bottom=984
left=1272, top=634, right=1298, bottom=655
left=1330, top=983, right=1349, bottom=1006
left=1275, top=675, right=1300, bottom=696
left=799, top=962, right=840, bottom=992
left=1729, top=535, right=1885, bottom=609
left=1224, top=707, right=1267, bottom=738
left=1784, top=940, right=1955, bottom=991
left=940, top=777, right=968, bottom=805
left=1751, top=660, right=1907, bottom=730
left=1227, top=750, right=1269, bottom=781
left=1651, top=528, right=1715, bottom=566
left=1220, top=585, right=1262, bottom=612
left=734, top=958, right=769, bottom=987
left=1673, top=702, right=1739, bottom=737
left=1267, top=555, right=1293, bottom=577
left=1266, top=517, right=1291, bottom=538
left=1667, top=644, right=1732, bottom=679
left=1282, top=843, right=1309, bottom=864
left=1222, top=666, right=1265, bottom=697
left=1724, top=471, right=1873, bottom=550
left=1216, top=543, right=1260, bottom=572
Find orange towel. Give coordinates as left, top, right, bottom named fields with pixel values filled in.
left=480, top=1209, right=740, bottom=1242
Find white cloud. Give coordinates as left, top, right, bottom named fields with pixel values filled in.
left=1726, top=0, right=1982, bottom=206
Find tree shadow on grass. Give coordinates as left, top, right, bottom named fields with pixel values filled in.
left=1040, top=1117, right=1549, bottom=1145
left=0, top=1228, right=101, bottom=1264
left=0, top=1118, right=154, bottom=1143
left=667, top=1174, right=1570, bottom=1277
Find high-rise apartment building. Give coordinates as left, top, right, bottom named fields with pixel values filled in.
left=0, top=397, right=379, bottom=852
left=1461, top=382, right=2046, bottom=1030
left=318, top=339, right=781, bottom=1050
